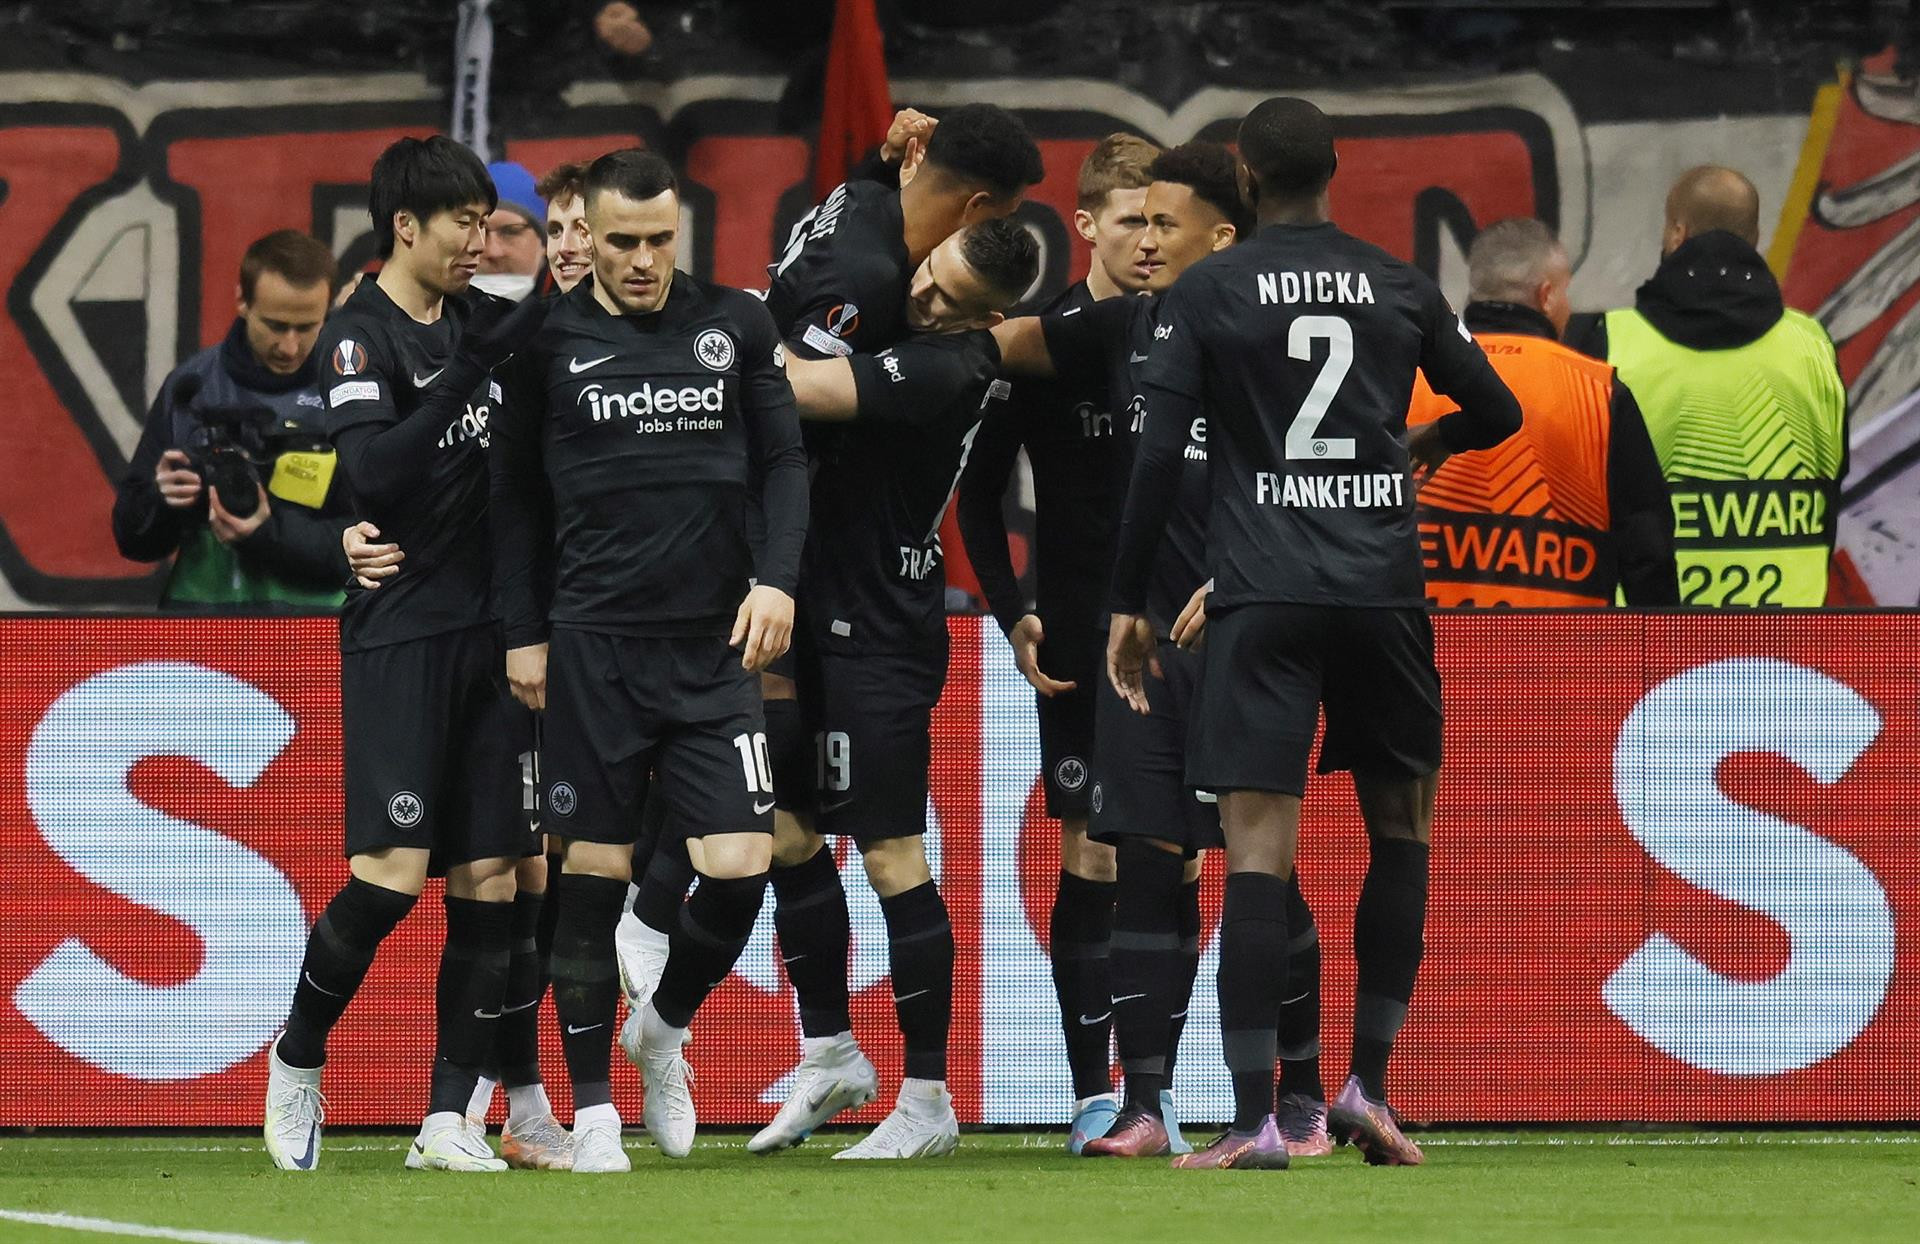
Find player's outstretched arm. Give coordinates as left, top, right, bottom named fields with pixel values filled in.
left=783, top=355, right=862, bottom=420
left=989, top=317, right=1055, bottom=377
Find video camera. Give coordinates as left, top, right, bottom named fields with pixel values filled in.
left=173, top=377, right=330, bottom=519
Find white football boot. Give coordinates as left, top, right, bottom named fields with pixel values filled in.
left=405, top=1111, right=508, bottom=1171
left=570, top=1117, right=632, bottom=1174
left=833, top=1079, right=959, bottom=1160
left=262, top=1035, right=325, bottom=1171
left=615, top=907, right=671, bottom=1015
left=747, top=1035, right=879, bottom=1154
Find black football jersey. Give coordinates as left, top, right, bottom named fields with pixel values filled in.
left=489, top=274, right=807, bottom=646
left=1043, top=292, right=1211, bottom=632
left=804, top=332, right=1003, bottom=658
left=766, top=179, right=912, bottom=361
left=320, top=279, right=495, bottom=652
left=1136, top=221, right=1515, bottom=609
left=958, top=280, right=1121, bottom=636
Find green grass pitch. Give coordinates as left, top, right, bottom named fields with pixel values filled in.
left=3, top=1131, right=1918, bottom=1243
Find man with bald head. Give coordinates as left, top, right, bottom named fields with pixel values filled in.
left=1575, top=165, right=1847, bottom=606
left=1407, top=218, right=1677, bottom=606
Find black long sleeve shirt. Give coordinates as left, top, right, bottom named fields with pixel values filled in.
left=489, top=274, right=808, bottom=648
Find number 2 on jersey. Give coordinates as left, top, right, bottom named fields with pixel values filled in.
left=1285, top=315, right=1355, bottom=461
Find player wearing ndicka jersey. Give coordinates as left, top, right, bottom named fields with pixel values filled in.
left=1106, top=98, right=1520, bottom=1171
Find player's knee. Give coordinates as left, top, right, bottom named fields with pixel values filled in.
left=348, top=846, right=430, bottom=897
left=771, top=813, right=823, bottom=869
left=761, top=671, right=797, bottom=701
left=515, top=851, right=549, bottom=893
left=561, top=837, right=632, bottom=881
left=690, top=831, right=773, bottom=879
left=1354, top=770, right=1436, bottom=845
left=1182, top=853, right=1204, bottom=884
left=1059, top=823, right=1117, bottom=883
left=447, top=854, right=519, bottom=902
left=860, top=836, right=930, bottom=897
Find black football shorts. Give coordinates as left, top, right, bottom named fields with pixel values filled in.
left=1090, top=639, right=1221, bottom=855
left=1188, top=604, right=1442, bottom=796
left=1033, top=623, right=1099, bottom=820
left=813, top=648, right=946, bottom=847
left=342, top=623, right=536, bottom=873
left=539, top=627, right=774, bottom=844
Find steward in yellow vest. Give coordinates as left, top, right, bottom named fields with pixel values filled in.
left=1572, top=167, right=1848, bottom=606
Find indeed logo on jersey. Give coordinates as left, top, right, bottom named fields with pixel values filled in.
left=578, top=379, right=728, bottom=430
left=1256, top=470, right=1405, bottom=509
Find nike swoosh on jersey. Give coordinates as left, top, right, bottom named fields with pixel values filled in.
left=1079, top=1012, right=1112, bottom=1026
left=566, top=1023, right=604, bottom=1035
left=473, top=1008, right=503, bottom=1019
left=1128, top=352, right=1149, bottom=363
left=892, top=989, right=930, bottom=1004
left=1110, top=992, right=1147, bottom=1004
left=412, top=368, right=444, bottom=387
left=753, top=800, right=776, bottom=815
left=569, top=354, right=616, bottom=374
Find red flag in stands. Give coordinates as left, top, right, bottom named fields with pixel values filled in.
left=814, top=0, right=894, bottom=200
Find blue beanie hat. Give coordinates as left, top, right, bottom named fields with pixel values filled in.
left=486, top=161, right=543, bottom=224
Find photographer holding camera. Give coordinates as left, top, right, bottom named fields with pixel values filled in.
left=113, top=230, right=355, bottom=611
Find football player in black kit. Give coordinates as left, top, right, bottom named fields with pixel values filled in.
left=956, top=132, right=1159, bottom=1152
left=487, top=150, right=809, bottom=1173
left=1107, top=98, right=1521, bottom=1170
left=264, top=136, right=550, bottom=1174
left=986, top=141, right=1248, bottom=1160
left=759, top=218, right=1041, bottom=1159
left=750, top=104, right=1046, bottom=1152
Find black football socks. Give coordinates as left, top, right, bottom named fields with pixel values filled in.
left=1218, top=870, right=1288, bottom=1132
left=771, top=845, right=854, bottom=1039
left=1110, top=839, right=1185, bottom=1114
left=429, top=895, right=513, bottom=1116
left=652, top=872, right=768, bottom=1029
left=880, top=881, right=954, bottom=1083
left=1351, top=838, right=1430, bottom=1101
left=548, top=873, right=627, bottom=1110
left=279, top=876, right=417, bottom=1068
left=1050, top=869, right=1116, bottom=1101
left=1276, top=872, right=1325, bottom=1102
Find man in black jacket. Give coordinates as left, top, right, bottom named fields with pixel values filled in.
left=111, top=230, right=351, bottom=610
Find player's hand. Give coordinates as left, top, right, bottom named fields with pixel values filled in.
left=460, top=290, right=550, bottom=369
left=343, top=520, right=404, bottom=589
left=1407, top=422, right=1453, bottom=490
left=882, top=108, right=937, bottom=163
left=507, top=643, right=549, bottom=711
left=155, top=450, right=204, bottom=509
left=1170, top=582, right=1210, bottom=650
left=732, top=585, right=795, bottom=672
left=1009, top=613, right=1077, bottom=696
left=1106, top=612, right=1161, bottom=716
left=207, top=483, right=271, bottom=544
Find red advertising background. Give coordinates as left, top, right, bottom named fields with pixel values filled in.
left=2, top=613, right=1916, bottom=1127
